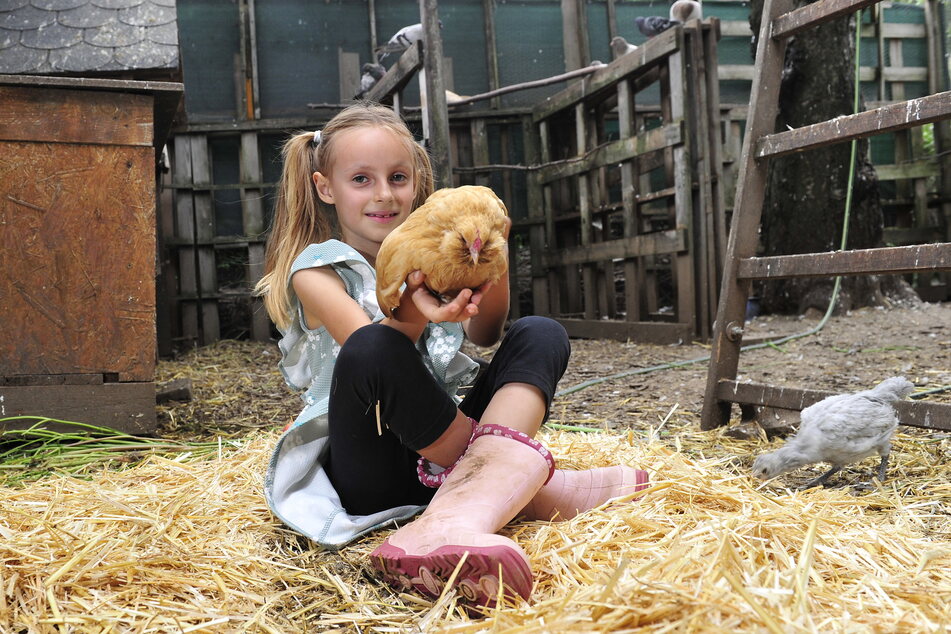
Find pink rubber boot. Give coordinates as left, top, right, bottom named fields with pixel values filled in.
left=519, top=466, right=649, bottom=521
left=370, top=424, right=555, bottom=608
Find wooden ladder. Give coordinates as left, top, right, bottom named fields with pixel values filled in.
left=700, top=0, right=951, bottom=432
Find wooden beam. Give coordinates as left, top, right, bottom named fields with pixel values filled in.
left=365, top=41, right=423, bottom=103
left=715, top=380, right=951, bottom=431
left=755, top=92, right=951, bottom=160
left=535, top=121, right=683, bottom=184
left=558, top=319, right=693, bottom=344
left=421, top=0, right=452, bottom=188
left=736, top=243, right=951, bottom=280
left=0, top=383, right=158, bottom=435
left=540, top=229, right=687, bottom=267
left=771, top=0, right=881, bottom=40
left=533, top=26, right=681, bottom=122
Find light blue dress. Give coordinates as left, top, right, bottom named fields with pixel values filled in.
left=263, top=240, right=479, bottom=549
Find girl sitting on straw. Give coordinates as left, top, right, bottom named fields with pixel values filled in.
left=255, top=102, right=649, bottom=608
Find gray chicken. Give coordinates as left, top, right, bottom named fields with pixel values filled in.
left=354, top=62, right=386, bottom=99
left=752, top=376, right=915, bottom=488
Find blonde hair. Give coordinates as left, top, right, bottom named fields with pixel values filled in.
left=255, top=102, right=434, bottom=330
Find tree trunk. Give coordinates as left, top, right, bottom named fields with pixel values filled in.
left=748, top=0, right=917, bottom=315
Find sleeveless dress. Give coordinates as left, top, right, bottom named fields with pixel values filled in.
left=263, top=240, right=479, bottom=549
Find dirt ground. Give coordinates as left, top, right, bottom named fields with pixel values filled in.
left=156, top=298, right=950, bottom=485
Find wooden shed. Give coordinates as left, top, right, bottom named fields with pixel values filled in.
left=0, top=75, right=183, bottom=434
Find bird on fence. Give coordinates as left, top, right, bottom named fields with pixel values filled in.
left=635, top=0, right=703, bottom=38
left=375, top=20, right=443, bottom=60
left=354, top=62, right=386, bottom=99
left=610, top=36, right=639, bottom=59
left=375, top=185, right=509, bottom=318
left=752, top=376, right=915, bottom=489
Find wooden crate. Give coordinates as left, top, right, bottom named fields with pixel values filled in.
left=0, top=75, right=182, bottom=434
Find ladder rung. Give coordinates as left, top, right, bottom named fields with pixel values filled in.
left=715, top=380, right=951, bottom=431
left=772, top=0, right=880, bottom=40
left=755, top=92, right=951, bottom=160
left=736, top=243, right=951, bottom=280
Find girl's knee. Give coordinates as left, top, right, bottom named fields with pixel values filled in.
left=509, top=316, right=570, bottom=353
left=338, top=323, right=412, bottom=366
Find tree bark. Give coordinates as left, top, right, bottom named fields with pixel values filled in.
left=748, top=0, right=917, bottom=315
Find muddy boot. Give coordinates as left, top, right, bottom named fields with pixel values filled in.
left=519, top=466, right=649, bottom=521
left=370, top=424, right=555, bottom=607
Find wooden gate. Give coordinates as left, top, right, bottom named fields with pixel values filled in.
left=526, top=20, right=726, bottom=344
left=700, top=0, right=951, bottom=432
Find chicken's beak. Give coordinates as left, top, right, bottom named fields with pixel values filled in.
left=469, top=235, right=482, bottom=265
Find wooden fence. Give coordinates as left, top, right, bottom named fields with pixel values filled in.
left=159, top=1, right=949, bottom=352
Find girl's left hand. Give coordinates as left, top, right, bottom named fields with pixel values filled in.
left=410, top=272, right=491, bottom=323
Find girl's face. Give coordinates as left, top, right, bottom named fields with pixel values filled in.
left=314, top=126, right=416, bottom=262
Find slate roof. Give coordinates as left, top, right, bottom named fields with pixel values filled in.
left=0, top=0, right=178, bottom=75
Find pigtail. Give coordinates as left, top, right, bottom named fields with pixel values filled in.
left=411, top=141, right=435, bottom=210
left=256, top=132, right=332, bottom=330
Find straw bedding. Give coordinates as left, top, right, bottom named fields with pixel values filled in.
left=2, top=423, right=948, bottom=632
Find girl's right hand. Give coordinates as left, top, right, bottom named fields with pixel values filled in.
left=408, top=271, right=484, bottom=324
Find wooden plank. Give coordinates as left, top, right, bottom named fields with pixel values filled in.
left=421, top=0, right=452, bottom=188
left=715, top=380, right=951, bottom=431
left=533, top=26, right=681, bottom=122
left=240, top=132, right=270, bottom=342
left=618, top=75, right=644, bottom=322
left=540, top=230, right=687, bottom=267
left=0, top=142, right=156, bottom=381
left=483, top=0, right=501, bottom=108
left=535, top=122, right=683, bottom=184
left=366, top=41, right=423, bottom=104
left=338, top=49, right=361, bottom=102
left=736, top=243, right=951, bottom=280
left=875, top=160, right=939, bottom=181
left=0, top=383, right=158, bottom=435
left=172, top=135, right=199, bottom=345
left=0, top=86, right=153, bottom=147
left=772, top=0, right=881, bottom=40
left=755, top=92, right=951, bottom=160
left=558, top=318, right=693, bottom=344
left=189, top=135, right=220, bottom=344
left=700, top=0, right=796, bottom=430
left=719, top=65, right=927, bottom=84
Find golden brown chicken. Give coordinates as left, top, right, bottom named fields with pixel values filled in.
left=375, top=185, right=509, bottom=317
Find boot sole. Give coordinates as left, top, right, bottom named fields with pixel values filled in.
left=370, top=539, right=533, bottom=607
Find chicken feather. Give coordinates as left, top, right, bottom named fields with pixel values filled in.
left=375, top=185, right=509, bottom=317
left=751, top=376, right=914, bottom=488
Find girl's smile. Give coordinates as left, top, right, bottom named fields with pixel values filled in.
left=313, top=126, right=416, bottom=258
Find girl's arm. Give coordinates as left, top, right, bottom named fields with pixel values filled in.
left=462, top=275, right=509, bottom=347
left=292, top=267, right=454, bottom=345
left=292, top=267, right=373, bottom=345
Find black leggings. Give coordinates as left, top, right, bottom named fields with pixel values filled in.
left=326, top=316, right=570, bottom=515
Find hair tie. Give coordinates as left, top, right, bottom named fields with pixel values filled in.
left=312, top=130, right=322, bottom=146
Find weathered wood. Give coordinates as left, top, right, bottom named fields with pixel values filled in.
left=240, top=132, right=270, bottom=341
left=421, top=0, right=452, bottom=188
left=755, top=92, right=951, bottom=160
left=0, top=86, right=153, bottom=147
left=534, top=122, right=683, bottom=184
left=338, top=49, right=361, bottom=102
left=715, top=380, right=951, bottom=431
left=701, top=0, right=795, bottom=430
left=0, top=383, right=157, bottom=435
left=737, top=243, right=951, bottom=280
left=558, top=319, right=693, bottom=344
left=533, top=27, right=681, bottom=122
left=540, top=230, right=687, bottom=267
left=366, top=41, right=423, bottom=103
left=772, top=0, right=881, bottom=40
left=0, top=142, right=156, bottom=382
